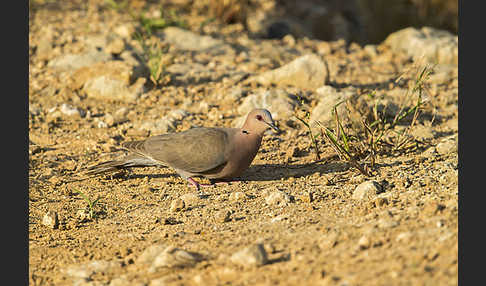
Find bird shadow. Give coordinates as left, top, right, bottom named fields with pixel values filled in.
left=125, top=159, right=350, bottom=182
left=239, top=160, right=350, bottom=182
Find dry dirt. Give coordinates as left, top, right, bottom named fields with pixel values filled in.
left=29, top=1, right=458, bottom=285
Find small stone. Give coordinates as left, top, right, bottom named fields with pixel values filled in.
left=76, top=209, right=90, bottom=222
left=352, top=181, right=383, bottom=200
left=319, top=232, right=339, bottom=249
left=229, top=192, right=246, bottom=202
left=60, top=103, right=84, bottom=117
left=230, top=244, right=268, bottom=268
left=377, top=218, right=399, bottom=229
left=42, top=211, right=59, bottom=229
left=396, top=232, right=413, bottom=243
left=104, top=114, right=115, bottom=127
left=136, top=244, right=167, bottom=265
left=180, top=193, right=199, bottom=207
left=150, top=246, right=202, bottom=270
left=215, top=210, right=232, bottom=223
left=163, top=217, right=180, bottom=225
left=264, top=188, right=292, bottom=206
left=170, top=198, right=185, bottom=212
left=105, top=37, right=125, bottom=55
left=436, top=137, right=457, bottom=155
left=358, top=236, right=371, bottom=250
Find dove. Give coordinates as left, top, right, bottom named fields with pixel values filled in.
left=84, top=109, right=279, bottom=191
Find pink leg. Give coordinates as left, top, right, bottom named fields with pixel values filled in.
left=187, top=180, right=237, bottom=188
left=186, top=177, right=201, bottom=191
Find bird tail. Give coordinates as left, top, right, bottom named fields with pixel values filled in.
left=83, top=154, right=159, bottom=176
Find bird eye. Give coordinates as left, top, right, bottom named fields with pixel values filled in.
left=256, top=115, right=263, bottom=121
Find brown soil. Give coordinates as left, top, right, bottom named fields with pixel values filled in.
left=29, top=1, right=458, bottom=285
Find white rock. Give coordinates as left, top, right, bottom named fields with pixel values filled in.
left=159, top=27, right=224, bottom=51
left=255, top=54, right=329, bottom=89
left=358, top=235, right=371, bottom=249
left=150, top=246, right=202, bottom=270
left=230, top=244, right=268, bottom=268
left=237, top=89, right=297, bottom=120
left=264, top=188, right=292, bottom=206
left=136, top=244, right=167, bottom=265
left=60, top=103, right=84, bottom=117
left=170, top=198, right=185, bottom=212
left=352, top=181, right=383, bottom=200
left=229, top=192, right=247, bottom=202
left=384, top=27, right=458, bottom=65
left=83, top=76, right=145, bottom=102
left=48, top=50, right=111, bottom=72
left=42, top=211, right=59, bottom=229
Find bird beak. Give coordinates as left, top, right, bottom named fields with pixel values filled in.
left=266, top=121, right=279, bottom=133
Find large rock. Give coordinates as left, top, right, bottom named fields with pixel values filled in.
left=309, top=85, right=369, bottom=131
left=232, top=89, right=297, bottom=127
left=254, top=54, right=329, bottom=89
left=70, top=61, right=133, bottom=90
left=48, top=50, right=112, bottom=72
left=83, top=76, right=146, bottom=102
left=68, top=61, right=146, bottom=102
left=158, top=27, right=225, bottom=51
left=384, top=27, right=458, bottom=65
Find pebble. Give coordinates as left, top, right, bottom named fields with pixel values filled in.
left=358, top=235, right=371, bottom=250
left=136, top=244, right=167, bottom=265
left=60, top=103, right=84, bottom=117
left=230, top=243, right=268, bottom=268
left=264, top=188, right=293, bottom=206
left=319, top=232, right=339, bottom=249
left=63, top=260, right=120, bottom=280
left=150, top=246, right=202, bottom=271
left=229, top=191, right=247, bottom=202
left=436, top=136, right=457, bottom=155
left=215, top=209, right=232, bottom=223
left=170, top=198, right=185, bottom=212
left=42, top=211, right=59, bottom=229
left=352, top=181, right=383, bottom=200
left=180, top=193, right=199, bottom=207
left=395, top=232, right=413, bottom=243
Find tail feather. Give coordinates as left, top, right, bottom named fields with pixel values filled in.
left=83, top=154, right=160, bottom=176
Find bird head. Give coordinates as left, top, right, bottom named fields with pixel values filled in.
left=242, top=109, right=279, bottom=135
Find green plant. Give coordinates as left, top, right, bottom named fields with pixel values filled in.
left=294, top=94, right=321, bottom=161
left=73, top=187, right=103, bottom=220
left=316, top=64, right=434, bottom=176
left=133, top=32, right=171, bottom=86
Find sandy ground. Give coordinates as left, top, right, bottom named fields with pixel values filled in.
left=29, top=1, right=458, bottom=285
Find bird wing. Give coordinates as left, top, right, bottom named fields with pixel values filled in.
left=123, top=127, right=234, bottom=173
